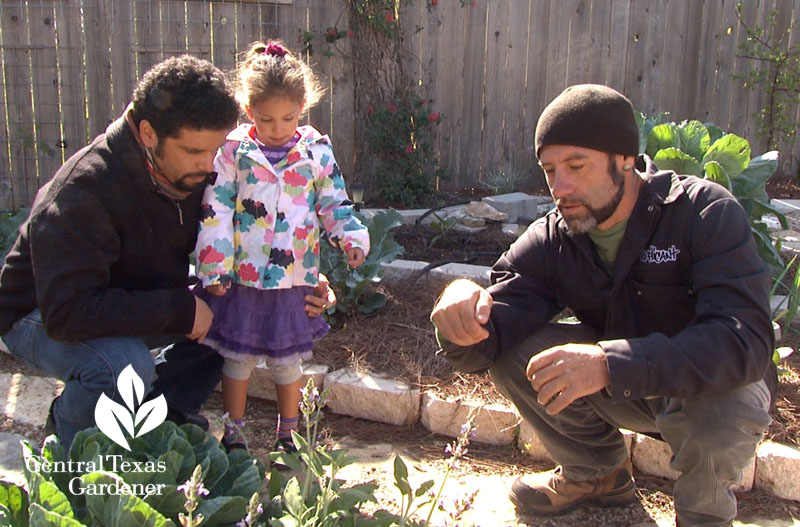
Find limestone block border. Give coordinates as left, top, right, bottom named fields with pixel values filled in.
left=420, top=392, right=520, bottom=446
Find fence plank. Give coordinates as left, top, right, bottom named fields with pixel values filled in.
left=160, top=0, right=187, bottom=59
left=82, top=0, right=114, bottom=137
left=458, top=1, right=488, bottom=185
left=639, top=1, right=666, bottom=116
left=544, top=2, right=570, bottom=102
left=434, top=1, right=466, bottom=185
left=411, top=1, right=445, bottom=188
left=2, top=2, right=38, bottom=206
left=773, top=0, right=800, bottom=175
left=328, top=38, right=354, bottom=183
left=187, top=0, right=212, bottom=61
left=0, top=5, right=10, bottom=209
left=134, top=0, right=161, bottom=76
left=621, top=1, right=648, bottom=107
left=586, top=0, right=612, bottom=85
left=712, top=0, right=741, bottom=132
left=28, top=2, right=63, bottom=190
left=55, top=0, right=88, bottom=162
left=565, top=0, right=592, bottom=85
left=480, top=0, right=510, bottom=178
left=109, top=0, right=135, bottom=115
left=522, top=0, right=550, bottom=160
left=306, top=1, right=333, bottom=139
left=693, top=0, right=722, bottom=122
left=604, top=0, right=630, bottom=91
left=211, top=1, right=238, bottom=72
left=505, top=0, right=532, bottom=178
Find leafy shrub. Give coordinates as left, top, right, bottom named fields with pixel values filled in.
left=0, top=208, right=29, bottom=264
left=8, top=421, right=266, bottom=526
left=320, top=209, right=404, bottom=318
left=637, top=114, right=786, bottom=269
left=368, top=94, right=443, bottom=208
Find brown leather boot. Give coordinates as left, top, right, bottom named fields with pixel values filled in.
left=510, top=459, right=636, bottom=516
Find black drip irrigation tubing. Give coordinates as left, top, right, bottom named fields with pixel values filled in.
left=411, top=200, right=471, bottom=236
left=408, top=252, right=499, bottom=283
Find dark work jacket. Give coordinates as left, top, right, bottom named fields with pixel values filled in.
left=0, top=116, right=202, bottom=340
left=441, top=156, right=777, bottom=404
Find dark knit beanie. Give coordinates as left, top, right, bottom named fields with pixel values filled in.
left=535, top=84, right=639, bottom=158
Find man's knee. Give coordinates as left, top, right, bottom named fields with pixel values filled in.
left=79, top=337, right=155, bottom=396
left=658, top=381, right=771, bottom=480
left=490, top=323, right=598, bottom=395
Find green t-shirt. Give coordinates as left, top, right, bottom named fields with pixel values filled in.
left=587, top=218, right=629, bottom=273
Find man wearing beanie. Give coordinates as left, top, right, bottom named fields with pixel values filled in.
left=431, top=84, right=774, bottom=526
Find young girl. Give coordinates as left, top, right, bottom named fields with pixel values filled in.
left=195, top=40, right=369, bottom=453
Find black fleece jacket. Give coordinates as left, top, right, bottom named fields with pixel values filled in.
left=440, top=156, right=777, bottom=404
left=0, top=116, right=201, bottom=340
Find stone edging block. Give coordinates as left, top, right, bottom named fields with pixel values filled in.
left=324, top=368, right=420, bottom=426
left=755, top=441, right=800, bottom=500
left=247, top=362, right=329, bottom=402
left=420, top=393, right=519, bottom=445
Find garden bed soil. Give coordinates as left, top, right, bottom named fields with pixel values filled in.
left=393, top=222, right=518, bottom=267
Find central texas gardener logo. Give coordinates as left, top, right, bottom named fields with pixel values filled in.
left=94, top=364, right=167, bottom=450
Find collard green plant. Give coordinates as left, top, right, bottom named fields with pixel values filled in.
left=14, top=421, right=265, bottom=526
left=638, top=116, right=786, bottom=269
left=320, top=209, right=404, bottom=318
left=429, top=213, right=458, bottom=247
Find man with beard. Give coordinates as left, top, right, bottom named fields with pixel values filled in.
left=0, top=56, right=334, bottom=448
left=431, top=84, right=775, bottom=527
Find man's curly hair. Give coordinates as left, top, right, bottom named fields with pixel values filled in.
left=130, top=55, right=240, bottom=139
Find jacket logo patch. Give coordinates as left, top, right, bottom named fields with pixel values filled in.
left=640, top=244, right=680, bottom=264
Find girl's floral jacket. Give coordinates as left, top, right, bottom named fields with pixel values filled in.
left=195, top=124, right=369, bottom=289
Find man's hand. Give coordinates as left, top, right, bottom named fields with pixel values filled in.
left=305, top=273, right=336, bottom=318
left=346, top=247, right=366, bottom=268
left=526, top=343, right=610, bottom=415
left=430, top=279, right=493, bottom=346
left=206, top=283, right=229, bottom=296
left=186, top=295, right=214, bottom=343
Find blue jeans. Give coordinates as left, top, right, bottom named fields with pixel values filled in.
left=489, top=323, right=772, bottom=527
left=2, top=310, right=223, bottom=448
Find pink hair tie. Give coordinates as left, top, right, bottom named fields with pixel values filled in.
left=265, top=42, right=287, bottom=57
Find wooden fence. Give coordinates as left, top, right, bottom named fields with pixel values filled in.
left=1, top=0, right=799, bottom=209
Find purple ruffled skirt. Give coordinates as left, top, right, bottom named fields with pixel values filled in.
left=196, top=284, right=329, bottom=366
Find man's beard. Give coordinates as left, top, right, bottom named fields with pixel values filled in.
left=152, top=142, right=212, bottom=192
left=174, top=172, right=213, bottom=192
left=559, top=158, right=625, bottom=234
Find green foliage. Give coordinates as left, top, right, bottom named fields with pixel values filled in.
left=429, top=213, right=458, bottom=247
left=770, top=256, right=800, bottom=375
left=0, top=479, right=29, bottom=527
left=735, top=3, right=800, bottom=150
left=320, top=210, right=404, bottom=318
left=368, top=94, right=443, bottom=207
left=265, top=378, right=379, bottom=527
left=15, top=421, right=266, bottom=526
left=638, top=116, right=785, bottom=269
left=0, top=208, right=29, bottom=264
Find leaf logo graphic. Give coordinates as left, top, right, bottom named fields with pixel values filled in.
left=94, top=364, right=168, bottom=450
